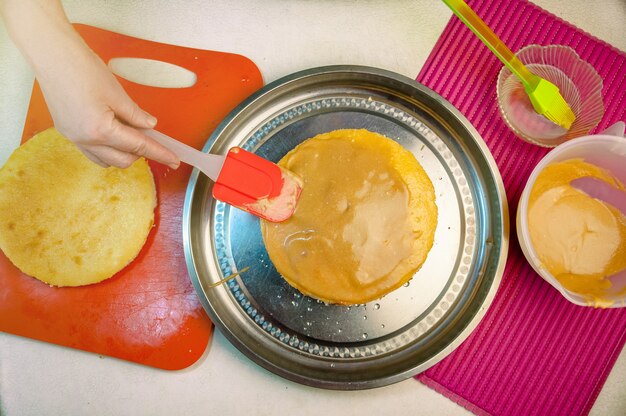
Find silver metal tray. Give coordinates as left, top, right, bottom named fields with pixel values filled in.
left=183, top=66, right=509, bottom=389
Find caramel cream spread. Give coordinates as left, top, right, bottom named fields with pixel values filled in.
left=244, top=167, right=303, bottom=222
left=528, top=158, right=626, bottom=303
left=261, top=129, right=437, bottom=305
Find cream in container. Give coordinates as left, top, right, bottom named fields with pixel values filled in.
left=517, top=123, right=626, bottom=307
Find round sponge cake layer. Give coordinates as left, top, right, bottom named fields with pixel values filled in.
left=0, top=128, right=156, bottom=286
left=261, top=129, right=437, bottom=305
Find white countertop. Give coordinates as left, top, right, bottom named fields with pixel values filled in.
left=1, top=1, right=625, bottom=415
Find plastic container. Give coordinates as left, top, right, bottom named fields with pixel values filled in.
left=497, top=45, right=604, bottom=147
left=517, top=122, right=626, bottom=307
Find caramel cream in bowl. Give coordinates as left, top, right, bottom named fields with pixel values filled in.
left=526, top=159, right=626, bottom=306
left=516, top=128, right=626, bottom=308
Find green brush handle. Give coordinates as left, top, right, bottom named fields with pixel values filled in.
left=442, top=0, right=539, bottom=91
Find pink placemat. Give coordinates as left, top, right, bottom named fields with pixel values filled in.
left=414, top=1, right=626, bottom=415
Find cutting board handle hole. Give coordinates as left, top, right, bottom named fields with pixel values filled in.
left=108, top=58, right=197, bottom=88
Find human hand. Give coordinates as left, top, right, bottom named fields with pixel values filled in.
left=1, top=0, right=180, bottom=169
left=38, top=46, right=180, bottom=169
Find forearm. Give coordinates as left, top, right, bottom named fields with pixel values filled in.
left=0, top=0, right=94, bottom=83
left=1, top=0, right=179, bottom=169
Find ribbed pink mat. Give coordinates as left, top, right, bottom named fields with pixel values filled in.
left=414, top=1, right=626, bottom=416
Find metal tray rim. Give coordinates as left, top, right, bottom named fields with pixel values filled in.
left=182, top=65, right=509, bottom=390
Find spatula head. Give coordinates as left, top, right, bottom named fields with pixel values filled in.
left=527, top=78, right=576, bottom=130
left=212, top=147, right=302, bottom=222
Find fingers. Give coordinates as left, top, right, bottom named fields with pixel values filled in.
left=81, top=148, right=109, bottom=168
left=65, top=113, right=179, bottom=169
left=114, top=98, right=157, bottom=129
left=80, top=144, right=139, bottom=169
left=105, top=119, right=180, bottom=169
left=105, top=93, right=181, bottom=168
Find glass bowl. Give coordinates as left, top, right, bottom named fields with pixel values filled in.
left=497, top=44, right=604, bottom=147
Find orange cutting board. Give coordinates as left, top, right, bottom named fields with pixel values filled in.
left=0, top=24, right=263, bottom=370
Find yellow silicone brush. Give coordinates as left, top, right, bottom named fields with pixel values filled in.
left=442, top=0, right=576, bottom=130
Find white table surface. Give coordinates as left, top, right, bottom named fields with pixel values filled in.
left=1, top=1, right=625, bottom=415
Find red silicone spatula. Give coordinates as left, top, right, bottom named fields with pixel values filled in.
left=144, top=129, right=302, bottom=222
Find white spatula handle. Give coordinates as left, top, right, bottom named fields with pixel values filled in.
left=142, top=129, right=225, bottom=181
